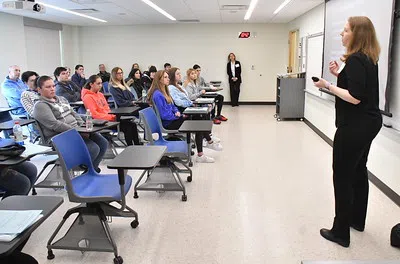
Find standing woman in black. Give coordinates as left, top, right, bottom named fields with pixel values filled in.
left=313, top=16, right=382, bottom=247
left=226, top=53, right=242, bottom=107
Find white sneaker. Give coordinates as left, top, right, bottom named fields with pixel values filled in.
left=203, top=138, right=207, bottom=147
left=205, top=142, right=223, bottom=151
left=196, top=154, right=215, bottom=163
left=211, top=136, right=221, bottom=143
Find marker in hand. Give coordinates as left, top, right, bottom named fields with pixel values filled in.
left=311, top=77, right=319, bottom=82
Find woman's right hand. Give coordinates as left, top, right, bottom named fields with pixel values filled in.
left=126, top=78, right=134, bottom=86
left=329, top=61, right=339, bottom=77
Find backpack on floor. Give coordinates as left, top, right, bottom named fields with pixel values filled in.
left=390, top=223, right=400, bottom=247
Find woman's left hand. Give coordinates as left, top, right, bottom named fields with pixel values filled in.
left=175, top=112, right=181, bottom=117
left=313, top=77, right=330, bottom=89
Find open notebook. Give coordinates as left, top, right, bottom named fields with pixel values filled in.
left=0, top=210, right=43, bottom=242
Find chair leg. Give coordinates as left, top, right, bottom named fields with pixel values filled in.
left=133, top=170, right=147, bottom=198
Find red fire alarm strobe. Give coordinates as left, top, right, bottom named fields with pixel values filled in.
left=238, top=32, right=251, bottom=39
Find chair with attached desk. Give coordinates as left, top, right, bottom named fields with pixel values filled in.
left=151, top=98, right=186, bottom=140
left=138, top=107, right=192, bottom=201
left=47, top=129, right=138, bottom=264
left=31, top=120, right=64, bottom=194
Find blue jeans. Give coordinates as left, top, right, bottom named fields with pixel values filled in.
left=83, top=132, right=107, bottom=170
left=0, top=161, right=37, bottom=199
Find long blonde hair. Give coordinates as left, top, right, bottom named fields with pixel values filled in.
left=110, top=67, right=129, bottom=90
left=343, top=16, right=380, bottom=64
left=183, top=68, right=197, bottom=88
left=147, top=70, right=173, bottom=104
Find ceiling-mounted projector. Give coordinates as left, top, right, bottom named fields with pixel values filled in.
left=2, top=0, right=46, bottom=14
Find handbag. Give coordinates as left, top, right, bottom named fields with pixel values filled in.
left=0, top=143, right=26, bottom=161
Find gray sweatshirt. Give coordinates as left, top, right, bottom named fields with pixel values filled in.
left=183, top=82, right=202, bottom=101
left=33, top=95, right=83, bottom=143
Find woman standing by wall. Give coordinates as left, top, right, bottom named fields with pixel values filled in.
left=313, top=16, right=382, bottom=247
left=226, top=53, right=242, bottom=107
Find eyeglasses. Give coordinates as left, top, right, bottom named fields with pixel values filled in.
left=116, top=72, right=123, bottom=75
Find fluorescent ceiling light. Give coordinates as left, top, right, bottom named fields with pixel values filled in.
left=244, top=0, right=259, bottom=20
left=37, top=2, right=107, bottom=23
left=273, top=0, right=293, bottom=15
left=142, top=0, right=176, bottom=21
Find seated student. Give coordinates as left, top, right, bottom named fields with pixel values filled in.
left=98, top=64, right=110, bottom=83
left=0, top=161, right=37, bottom=199
left=33, top=76, right=107, bottom=171
left=1, top=65, right=28, bottom=116
left=183, top=68, right=221, bottom=125
left=167, top=67, right=193, bottom=112
left=109, top=67, right=138, bottom=106
left=141, top=65, right=157, bottom=92
left=148, top=70, right=221, bottom=163
left=71, top=64, right=87, bottom=88
left=125, top=68, right=145, bottom=97
left=0, top=162, right=38, bottom=264
left=132, top=63, right=140, bottom=70
left=193, top=64, right=227, bottom=122
left=82, top=75, right=141, bottom=146
left=54, top=67, right=82, bottom=103
left=164, top=63, right=171, bottom=71
left=20, top=71, right=39, bottom=116
left=168, top=67, right=221, bottom=144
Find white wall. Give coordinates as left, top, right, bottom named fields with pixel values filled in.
left=78, top=24, right=288, bottom=102
left=288, top=4, right=400, bottom=196
left=0, top=12, right=28, bottom=106
left=61, top=24, right=80, bottom=71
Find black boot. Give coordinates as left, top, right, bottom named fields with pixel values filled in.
left=320, top=228, right=350, bottom=248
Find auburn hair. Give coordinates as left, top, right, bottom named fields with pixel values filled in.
left=343, top=16, right=380, bottom=64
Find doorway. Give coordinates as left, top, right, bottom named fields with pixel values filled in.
left=288, top=30, right=299, bottom=73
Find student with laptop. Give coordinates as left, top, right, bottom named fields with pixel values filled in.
left=82, top=75, right=141, bottom=146
left=33, top=76, right=107, bottom=172
left=148, top=70, right=222, bottom=163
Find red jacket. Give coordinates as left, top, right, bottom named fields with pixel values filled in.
left=81, top=89, right=116, bottom=121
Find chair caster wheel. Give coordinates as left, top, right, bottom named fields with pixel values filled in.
left=47, top=250, right=55, bottom=260
left=32, top=188, right=37, bottom=196
left=273, top=114, right=277, bottom=118
left=189, top=161, right=193, bottom=167
left=113, top=256, right=123, bottom=264
left=130, top=220, right=139, bottom=228
left=190, top=151, right=194, bottom=156
left=191, top=144, right=195, bottom=149
left=133, top=192, right=138, bottom=199
left=181, top=195, right=187, bottom=202
left=187, top=176, right=192, bottom=182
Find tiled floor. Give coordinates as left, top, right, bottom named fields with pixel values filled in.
left=24, top=106, right=400, bottom=263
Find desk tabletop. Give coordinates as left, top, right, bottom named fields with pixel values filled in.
left=0, top=143, right=53, bottom=167
left=194, top=98, right=215, bottom=104
left=0, top=107, right=17, bottom=113
left=183, top=107, right=209, bottom=115
left=107, top=145, right=167, bottom=170
left=69, top=101, right=84, bottom=106
left=0, top=119, right=35, bottom=131
left=75, top=121, right=119, bottom=133
left=109, top=106, right=140, bottom=116
left=103, top=93, right=112, bottom=98
left=179, top=120, right=213, bottom=133
left=0, top=196, right=63, bottom=256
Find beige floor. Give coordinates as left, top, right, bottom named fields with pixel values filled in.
left=25, top=106, right=400, bottom=264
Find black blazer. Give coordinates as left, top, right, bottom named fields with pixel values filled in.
left=227, top=61, right=242, bottom=83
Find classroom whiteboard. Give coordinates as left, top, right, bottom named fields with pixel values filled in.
left=305, top=33, right=324, bottom=97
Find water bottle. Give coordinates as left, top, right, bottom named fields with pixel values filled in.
left=142, top=89, right=147, bottom=102
left=85, top=109, right=93, bottom=131
left=13, top=121, right=24, bottom=145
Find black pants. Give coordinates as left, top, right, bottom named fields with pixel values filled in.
left=331, top=117, right=382, bottom=239
left=211, top=94, right=224, bottom=118
left=165, top=118, right=210, bottom=153
left=120, top=119, right=140, bottom=145
left=229, top=81, right=241, bottom=106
